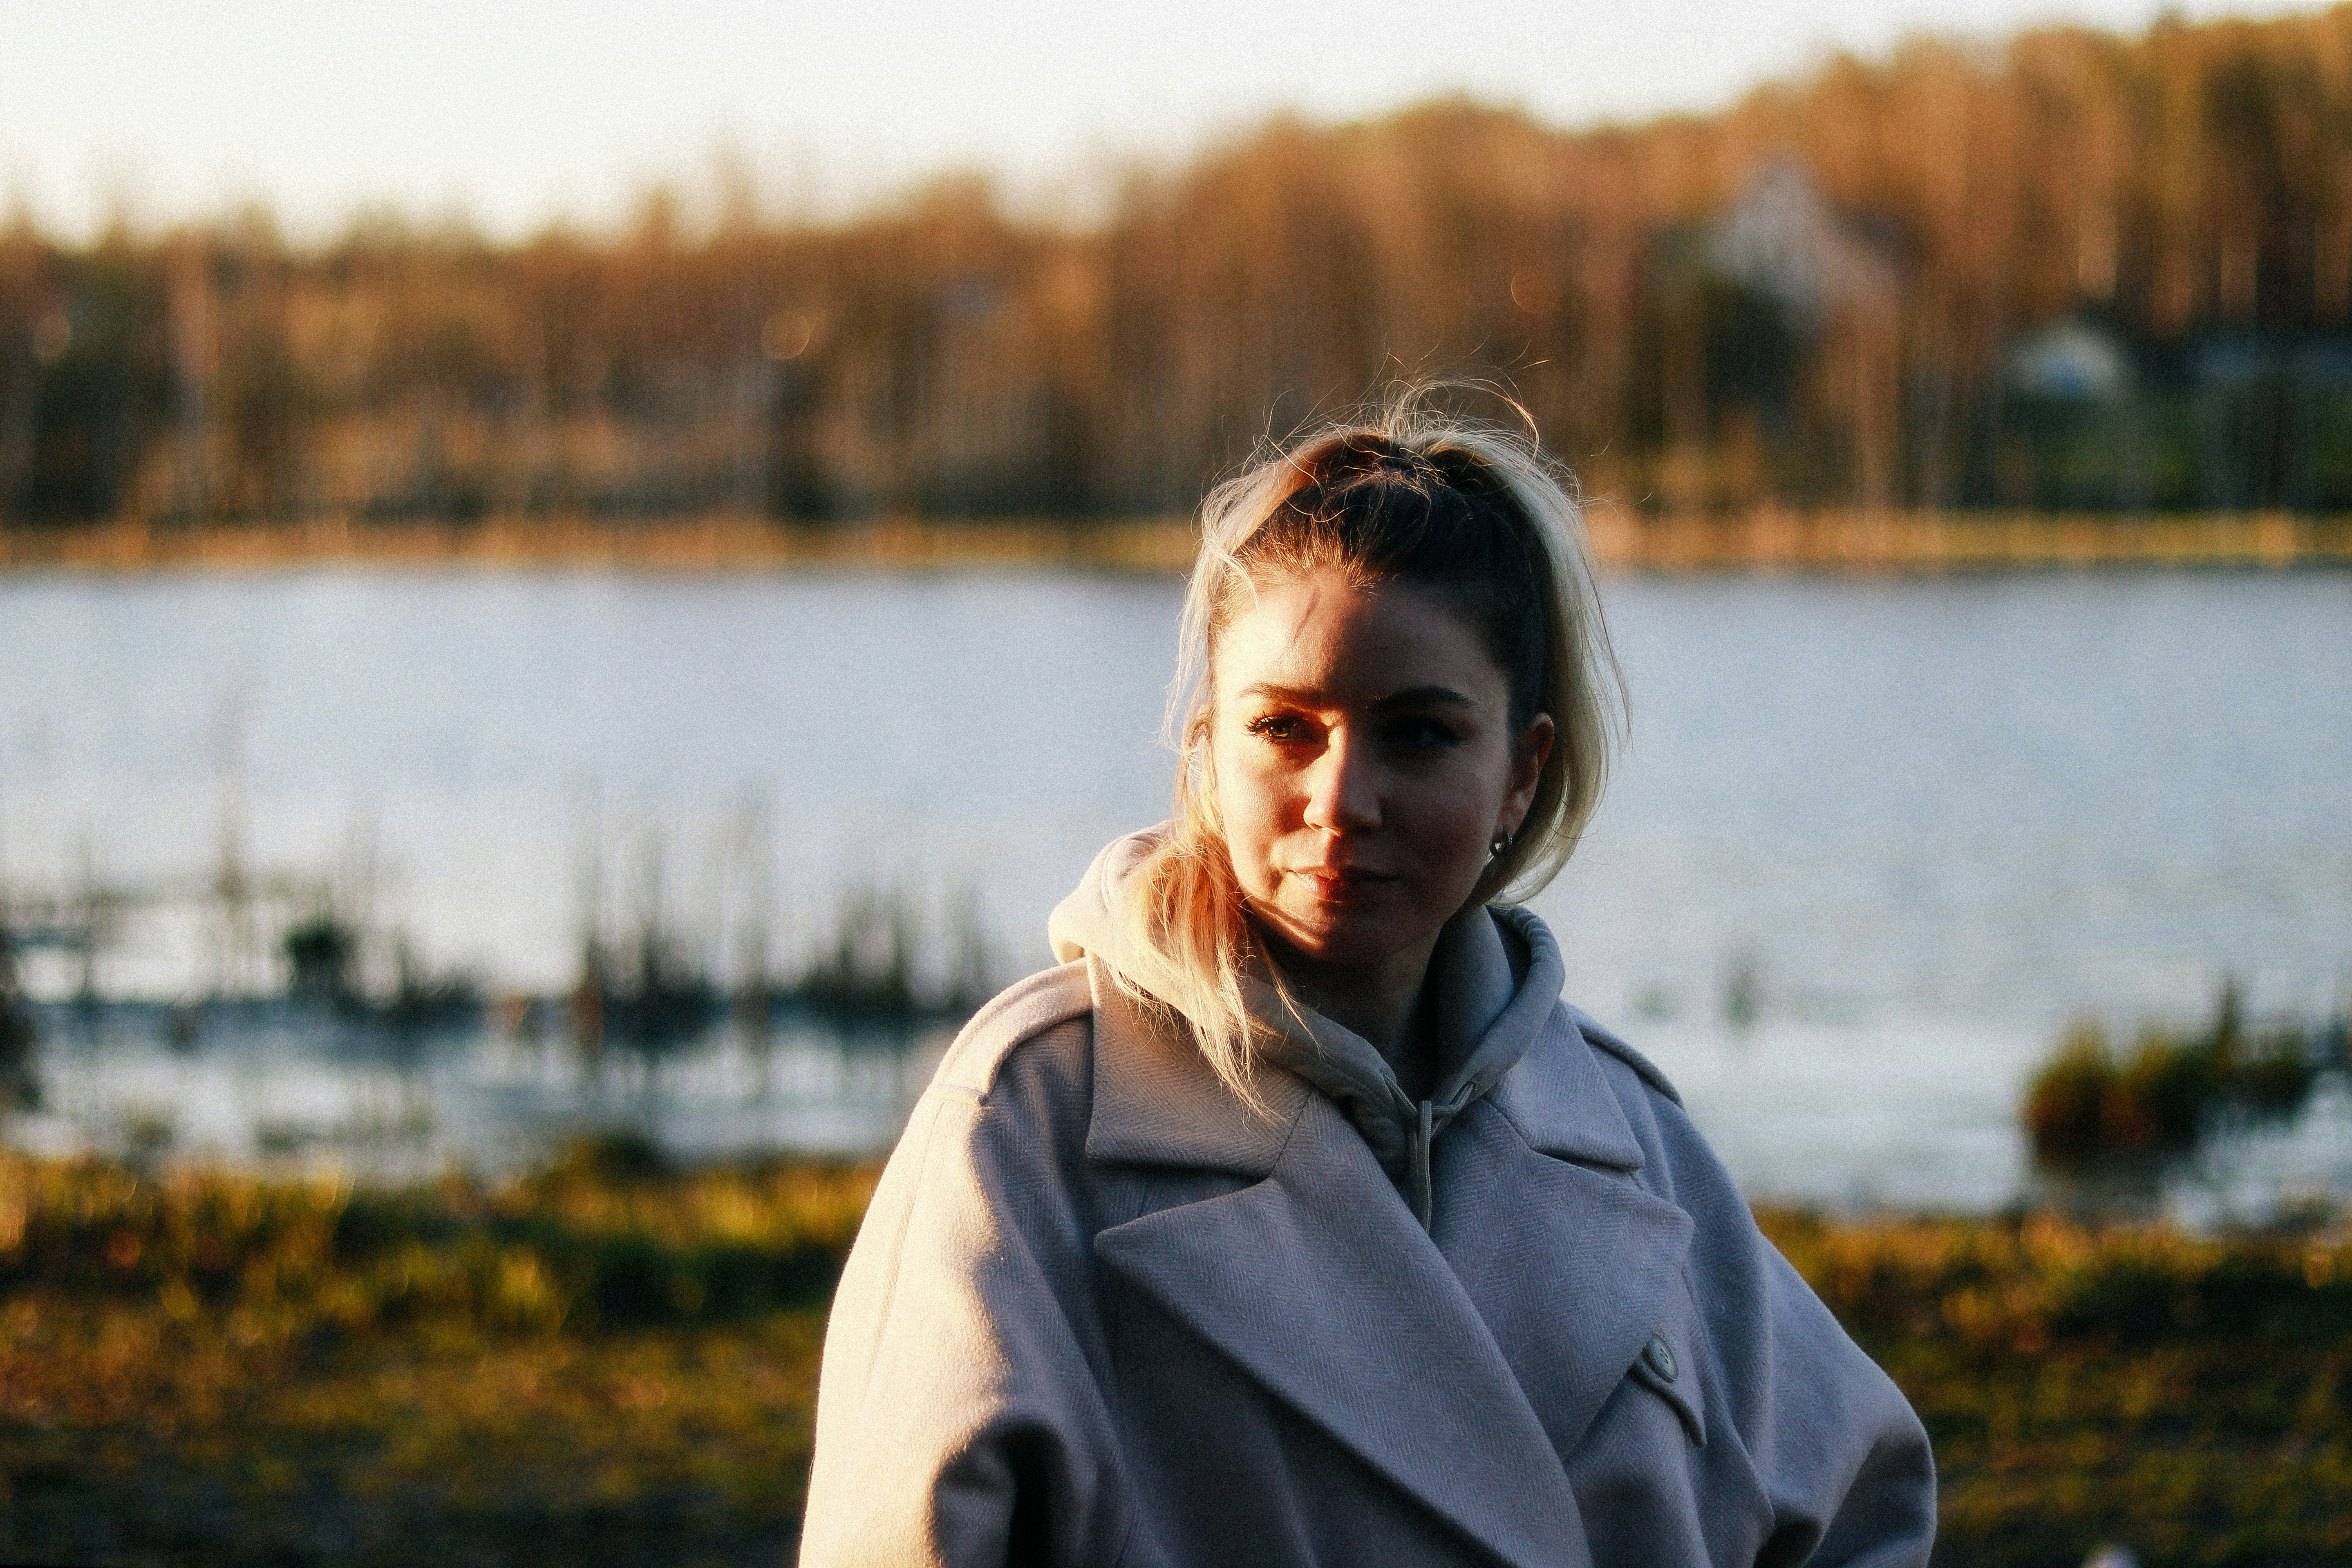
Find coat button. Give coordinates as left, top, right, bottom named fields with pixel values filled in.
left=1643, top=1333, right=1677, bottom=1382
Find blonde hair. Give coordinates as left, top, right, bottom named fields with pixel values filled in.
left=1107, top=389, right=1625, bottom=1101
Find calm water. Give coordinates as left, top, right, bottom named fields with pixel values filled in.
left=3, top=567, right=2349, bottom=1215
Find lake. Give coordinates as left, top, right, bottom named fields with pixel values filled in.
left=2, top=566, right=2348, bottom=1218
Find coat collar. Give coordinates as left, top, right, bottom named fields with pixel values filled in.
left=1082, top=956, right=1309, bottom=1175
left=1084, top=949, right=1648, bottom=1178
left=1083, top=953, right=1690, bottom=1568
left=1486, top=1000, right=1649, bottom=1172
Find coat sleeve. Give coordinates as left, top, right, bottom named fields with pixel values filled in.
left=1606, top=1061, right=1937, bottom=1568
left=799, top=1023, right=1129, bottom=1568
left=1743, top=1240, right=1938, bottom=1568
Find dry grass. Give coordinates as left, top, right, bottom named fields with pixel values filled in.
left=2, top=1153, right=2349, bottom=1564
left=1760, top=1208, right=2352, bottom=1566
left=0, top=1140, right=870, bottom=1565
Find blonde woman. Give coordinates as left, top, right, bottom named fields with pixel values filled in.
left=799, top=399, right=1934, bottom=1568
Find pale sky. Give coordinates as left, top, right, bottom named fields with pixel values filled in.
left=0, top=0, right=2321, bottom=240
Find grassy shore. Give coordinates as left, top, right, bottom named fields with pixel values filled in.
left=0, top=1147, right=2346, bottom=1566
left=1760, top=1209, right=2352, bottom=1566
left=0, top=1141, right=869, bottom=1567
left=4, top=509, right=2351, bottom=577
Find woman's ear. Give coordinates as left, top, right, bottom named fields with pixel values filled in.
left=1502, top=713, right=1555, bottom=831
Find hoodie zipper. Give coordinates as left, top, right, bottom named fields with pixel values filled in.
left=1410, top=1098, right=1437, bottom=1229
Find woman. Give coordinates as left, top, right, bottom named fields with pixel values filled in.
left=799, top=398, right=1936, bottom=1568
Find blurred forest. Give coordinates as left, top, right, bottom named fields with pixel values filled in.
left=11, top=6, right=2352, bottom=528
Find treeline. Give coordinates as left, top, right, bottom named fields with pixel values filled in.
left=10, top=6, right=2352, bottom=527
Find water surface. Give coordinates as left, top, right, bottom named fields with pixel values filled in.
left=3, top=568, right=2347, bottom=1214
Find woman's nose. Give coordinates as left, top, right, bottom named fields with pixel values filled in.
left=1302, top=731, right=1381, bottom=832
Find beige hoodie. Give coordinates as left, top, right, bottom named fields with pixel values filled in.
left=1045, top=828, right=1572, bottom=1228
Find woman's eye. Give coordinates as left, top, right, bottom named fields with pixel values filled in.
left=1245, top=715, right=1309, bottom=742
left=1386, top=717, right=1462, bottom=752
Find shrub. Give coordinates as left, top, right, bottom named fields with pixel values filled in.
left=2022, top=984, right=2332, bottom=1174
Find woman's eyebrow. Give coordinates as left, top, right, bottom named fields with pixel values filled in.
left=1370, top=686, right=1477, bottom=710
left=1235, top=681, right=1325, bottom=705
left=1235, top=682, right=1477, bottom=709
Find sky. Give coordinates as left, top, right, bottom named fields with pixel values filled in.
left=0, top=0, right=2324, bottom=240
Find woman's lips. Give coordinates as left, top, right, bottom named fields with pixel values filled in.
left=1288, top=866, right=1396, bottom=901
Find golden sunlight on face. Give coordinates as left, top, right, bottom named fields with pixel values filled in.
left=1210, top=569, right=1551, bottom=979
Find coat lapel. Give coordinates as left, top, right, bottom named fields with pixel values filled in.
left=1081, top=958, right=1699, bottom=1565
left=1446, top=1004, right=1696, bottom=1456
left=1095, top=1092, right=1593, bottom=1568
left=1435, top=1123, right=1694, bottom=1457
left=1085, top=958, right=1592, bottom=1568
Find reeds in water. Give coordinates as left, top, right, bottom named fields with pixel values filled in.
left=0, top=925, right=38, bottom=1111
left=2024, top=981, right=2349, bottom=1177
left=563, top=814, right=997, bottom=1062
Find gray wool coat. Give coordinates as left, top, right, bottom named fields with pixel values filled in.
left=799, top=922, right=1935, bottom=1566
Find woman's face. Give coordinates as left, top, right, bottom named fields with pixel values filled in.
left=1210, top=568, right=1552, bottom=981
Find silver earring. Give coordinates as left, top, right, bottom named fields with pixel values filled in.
left=1489, top=830, right=1513, bottom=861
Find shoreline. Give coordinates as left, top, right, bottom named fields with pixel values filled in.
left=3, top=508, right=2350, bottom=576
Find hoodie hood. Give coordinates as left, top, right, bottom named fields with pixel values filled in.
left=1050, top=829, right=1569, bottom=1227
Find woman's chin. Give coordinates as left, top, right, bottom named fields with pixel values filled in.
left=1258, top=907, right=1425, bottom=975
